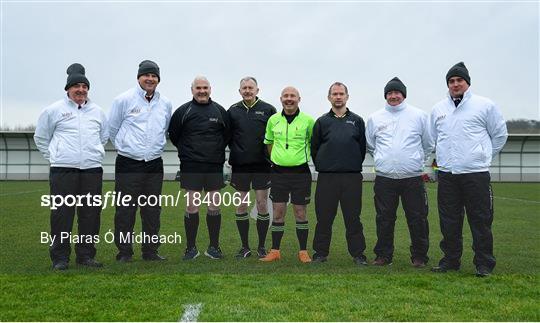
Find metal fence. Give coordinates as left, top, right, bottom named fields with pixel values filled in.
left=1, top=131, right=539, bottom=182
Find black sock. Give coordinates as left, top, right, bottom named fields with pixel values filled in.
left=207, top=210, right=221, bottom=248
left=184, top=212, right=199, bottom=249
left=296, top=221, right=309, bottom=250
left=256, top=213, right=270, bottom=248
left=236, top=213, right=250, bottom=248
left=271, top=222, right=285, bottom=250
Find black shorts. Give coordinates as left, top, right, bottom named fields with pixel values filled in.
left=180, top=162, right=225, bottom=192
left=269, top=164, right=312, bottom=205
left=230, top=164, right=271, bottom=192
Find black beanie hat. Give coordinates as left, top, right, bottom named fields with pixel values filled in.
left=64, top=63, right=90, bottom=91
left=446, top=61, right=471, bottom=85
left=384, top=77, right=407, bottom=98
left=137, top=60, right=160, bottom=81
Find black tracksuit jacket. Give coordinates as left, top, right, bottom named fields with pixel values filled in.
left=311, top=109, right=366, bottom=172
left=168, top=98, right=230, bottom=164
left=227, top=98, right=276, bottom=166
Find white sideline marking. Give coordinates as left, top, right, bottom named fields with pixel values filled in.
left=426, top=187, right=540, bottom=204
left=179, top=303, right=203, bottom=322
left=0, top=189, right=44, bottom=197
left=493, top=196, right=540, bottom=204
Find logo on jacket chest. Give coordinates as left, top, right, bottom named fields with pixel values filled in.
left=377, top=123, right=391, bottom=132
left=209, top=117, right=219, bottom=123
left=254, top=111, right=265, bottom=116
left=61, top=112, right=73, bottom=119
left=346, top=120, right=356, bottom=126
left=60, top=112, right=74, bottom=121
left=436, top=114, right=446, bottom=122
left=129, top=107, right=142, bottom=115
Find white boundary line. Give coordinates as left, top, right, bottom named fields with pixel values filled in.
left=179, top=303, right=203, bottom=322
left=0, top=189, right=44, bottom=197
left=425, top=187, right=540, bottom=204
left=493, top=196, right=540, bottom=204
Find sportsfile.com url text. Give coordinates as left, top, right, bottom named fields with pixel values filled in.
left=41, top=190, right=183, bottom=210
left=40, top=191, right=251, bottom=210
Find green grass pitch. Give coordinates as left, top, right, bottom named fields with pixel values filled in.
left=0, top=181, right=538, bottom=321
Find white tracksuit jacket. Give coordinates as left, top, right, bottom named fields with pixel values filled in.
left=34, top=96, right=108, bottom=169
left=108, top=86, right=172, bottom=162
left=429, top=88, right=508, bottom=174
left=366, top=102, right=433, bottom=179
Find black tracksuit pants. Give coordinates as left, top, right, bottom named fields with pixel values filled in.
left=49, top=167, right=103, bottom=263
left=373, top=175, right=429, bottom=262
left=114, top=155, right=163, bottom=257
left=437, top=171, right=495, bottom=270
left=313, top=173, right=366, bottom=258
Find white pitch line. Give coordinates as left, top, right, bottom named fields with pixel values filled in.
left=179, top=303, right=203, bottom=322
left=0, top=189, right=44, bottom=197
left=493, top=196, right=540, bottom=204
left=425, top=187, right=540, bottom=204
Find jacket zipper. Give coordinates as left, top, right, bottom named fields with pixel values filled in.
left=286, top=120, right=289, bottom=149
left=304, top=126, right=308, bottom=163
left=144, top=100, right=150, bottom=161
left=78, top=108, right=82, bottom=168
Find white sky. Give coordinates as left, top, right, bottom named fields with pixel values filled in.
left=1, top=1, right=539, bottom=127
